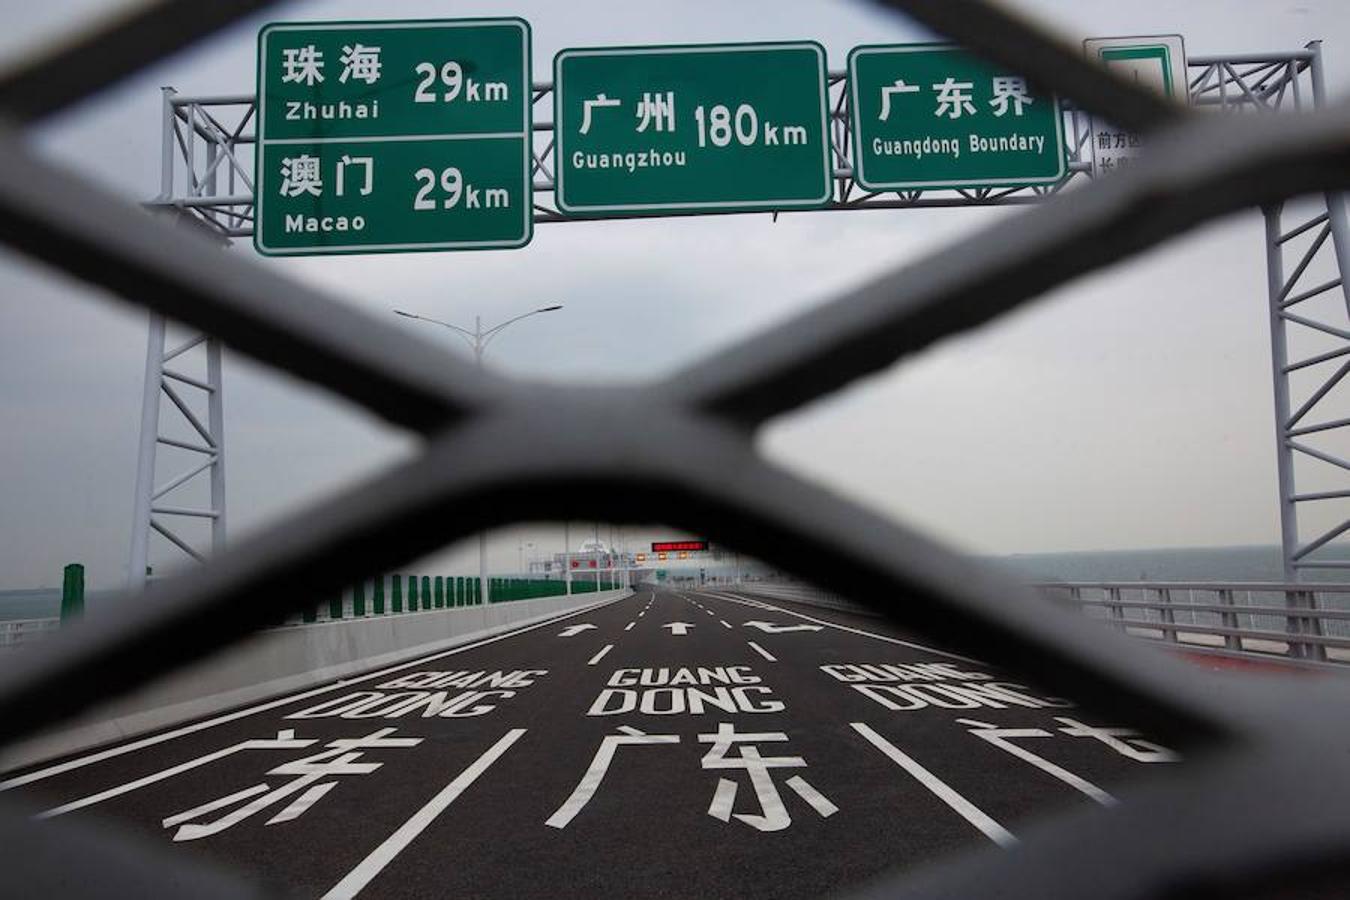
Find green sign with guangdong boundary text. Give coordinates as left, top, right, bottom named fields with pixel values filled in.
left=255, top=18, right=532, bottom=255
left=848, top=43, right=1065, bottom=191
left=554, top=42, right=833, bottom=215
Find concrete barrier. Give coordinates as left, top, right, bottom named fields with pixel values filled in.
left=0, top=589, right=631, bottom=773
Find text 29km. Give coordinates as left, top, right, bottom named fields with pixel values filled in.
left=413, top=167, right=511, bottom=210
left=412, top=61, right=511, bottom=104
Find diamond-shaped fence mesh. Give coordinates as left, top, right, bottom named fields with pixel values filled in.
left=2, top=2, right=1350, bottom=898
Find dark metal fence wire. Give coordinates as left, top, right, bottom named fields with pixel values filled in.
left=3, top=2, right=1350, bottom=898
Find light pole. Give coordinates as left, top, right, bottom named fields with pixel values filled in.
left=394, top=304, right=563, bottom=604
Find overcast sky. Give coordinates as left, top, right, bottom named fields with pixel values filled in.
left=3, top=0, right=1350, bottom=590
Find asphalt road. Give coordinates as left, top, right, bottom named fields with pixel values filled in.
left=0, top=588, right=1181, bottom=899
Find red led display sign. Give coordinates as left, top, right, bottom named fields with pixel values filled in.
left=651, top=540, right=708, bottom=553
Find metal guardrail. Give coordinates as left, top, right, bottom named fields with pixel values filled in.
left=0, top=618, right=60, bottom=649
left=1037, top=582, right=1350, bottom=665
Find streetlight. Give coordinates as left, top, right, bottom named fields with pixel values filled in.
left=394, top=304, right=564, bottom=603
left=393, top=305, right=563, bottom=366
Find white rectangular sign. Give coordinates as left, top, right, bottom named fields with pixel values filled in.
left=1084, top=35, right=1188, bottom=177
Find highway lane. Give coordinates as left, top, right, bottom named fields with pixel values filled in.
left=0, top=588, right=1181, bottom=898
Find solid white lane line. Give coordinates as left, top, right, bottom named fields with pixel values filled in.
left=851, top=722, right=1016, bottom=847
left=702, top=591, right=982, bottom=664
left=720, top=620, right=732, bottom=629
left=321, top=729, right=526, bottom=900
left=3, top=596, right=623, bottom=790
left=588, top=644, right=614, bottom=666
left=38, top=734, right=314, bottom=819
left=747, top=641, right=777, bottom=662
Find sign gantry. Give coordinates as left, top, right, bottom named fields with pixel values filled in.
left=136, top=32, right=1350, bottom=588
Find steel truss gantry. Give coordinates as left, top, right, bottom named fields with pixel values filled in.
left=1241, top=45, right=1350, bottom=581
left=127, top=90, right=233, bottom=588
left=140, top=44, right=1350, bottom=585
left=128, top=312, right=226, bottom=589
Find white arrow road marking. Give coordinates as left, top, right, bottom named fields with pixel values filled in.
left=851, top=722, right=1016, bottom=848
left=663, top=622, right=695, bottom=636
left=558, top=624, right=597, bottom=638
left=747, top=641, right=777, bottom=662
left=588, top=644, right=614, bottom=666
left=702, top=591, right=983, bottom=664
left=743, top=620, right=823, bottom=634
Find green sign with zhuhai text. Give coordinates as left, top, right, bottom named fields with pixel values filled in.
left=255, top=18, right=532, bottom=255
left=848, top=43, right=1064, bottom=191
left=554, top=43, right=833, bottom=215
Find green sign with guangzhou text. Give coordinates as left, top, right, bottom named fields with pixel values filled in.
left=848, top=43, right=1065, bottom=191
left=255, top=18, right=532, bottom=255
left=554, top=42, right=833, bottom=215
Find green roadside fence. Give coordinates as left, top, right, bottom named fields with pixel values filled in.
left=289, top=573, right=621, bottom=625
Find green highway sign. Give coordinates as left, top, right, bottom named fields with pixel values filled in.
left=553, top=43, right=832, bottom=215
left=255, top=18, right=532, bottom=255
left=848, top=43, right=1065, bottom=191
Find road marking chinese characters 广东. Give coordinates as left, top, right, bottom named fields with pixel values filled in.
left=547, top=723, right=835, bottom=833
